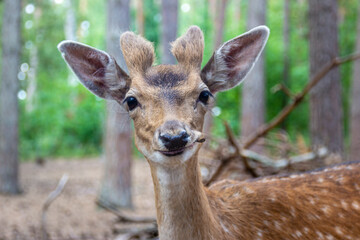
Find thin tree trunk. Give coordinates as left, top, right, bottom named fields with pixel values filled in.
left=234, top=0, right=241, bottom=25
left=65, top=0, right=77, bottom=41
left=26, top=47, right=38, bottom=113
left=161, top=0, right=178, bottom=64
left=0, top=0, right=21, bottom=194
left=136, top=0, right=144, bottom=36
left=309, top=0, right=343, bottom=159
left=241, top=0, right=266, bottom=153
left=213, top=0, right=228, bottom=49
left=26, top=5, right=43, bottom=113
left=281, top=0, right=290, bottom=128
left=349, top=5, right=360, bottom=161
left=98, top=0, right=132, bottom=209
left=203, top=0, right=228, bottom=140
left=64, top=0, right=78, bottom=87
left=209, top=0, right=217, bottom=24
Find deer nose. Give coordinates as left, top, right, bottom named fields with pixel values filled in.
left=159, top=131, right=189, bottom=151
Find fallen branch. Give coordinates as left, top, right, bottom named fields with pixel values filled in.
left=96, top=200, right=156, bottom=224
left=41, top=174, right=69, bottom=240
left=204, top=122, right=258, bottom=186
left=205, top=52, right=360, bottom=186
left=242, top=147, right=328, bottom=168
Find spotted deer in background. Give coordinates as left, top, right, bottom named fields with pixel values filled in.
left=58, top=25, right=360, bottom=239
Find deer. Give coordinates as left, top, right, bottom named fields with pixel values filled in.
left=58, top=25, right=360, bottom=240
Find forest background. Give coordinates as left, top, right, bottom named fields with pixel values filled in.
left=0, top=0, right=358, bottom=161
left=0, top=0, right=360, bottom=194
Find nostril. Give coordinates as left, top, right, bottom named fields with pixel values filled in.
left=159, top=131, right=189, bottom=151
left=159, top=134, right=171, bottom=144
left=179, top=130, right=190, bottom=140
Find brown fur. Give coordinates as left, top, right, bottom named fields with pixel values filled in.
left=208, top=162, right=360, bottom=239
left=171, top=26, right=204, bottom=71
left=120, top=32, right=155, bottom=76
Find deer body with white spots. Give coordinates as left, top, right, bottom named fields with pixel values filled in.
left=58, top=26, right=360, bottom=240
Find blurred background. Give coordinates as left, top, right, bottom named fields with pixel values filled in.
left=0, top=0, right=359, bottom=239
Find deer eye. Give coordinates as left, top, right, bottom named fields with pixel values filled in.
left=124, top=96, right=138, bottom=111
left=198, top=91, right=212, bottom=104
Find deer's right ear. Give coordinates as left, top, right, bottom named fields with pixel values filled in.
left=58, top=41, right=130, bottom=102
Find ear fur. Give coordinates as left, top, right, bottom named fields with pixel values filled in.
left=201, top=26, right=270, bottom=93
left=58, top=40, right=130, bottom=102
left=120, top=32, right=155, bottom=76
left=171, top=26, right=204, bottom=71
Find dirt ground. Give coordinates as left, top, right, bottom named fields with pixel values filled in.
left=0, top=158, right=157, bottom=240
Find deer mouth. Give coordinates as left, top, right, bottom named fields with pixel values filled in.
left=158, top=143, right=196, bottom=157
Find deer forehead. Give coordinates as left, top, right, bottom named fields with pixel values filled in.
left=129, top=65, right=206, bottom=105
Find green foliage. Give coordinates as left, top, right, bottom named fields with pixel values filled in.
left=19, top=0, right=106, bottom=160
left=14, top=0, right=360, bottom=160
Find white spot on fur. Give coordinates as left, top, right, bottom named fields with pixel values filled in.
left=341, top=200, right=348, bottom=210
left=318, top=177, right=324, bottom=183
left=316, top=231, right=324, bottom=239
left=295, top=230, right=302, bottom=237
left=309, top=197, right=316, bottom=205
left=335, top=226, right=343, bottom=235
left=274, top=221, right=281, bottom=230
left=303, top=227, right=309, bottom=234
left=338, top=213, right=345, bottom=219
left=321, top=205, right=330, bottom=215
left=232, top=192, right=240, bottom=197
left=269, top=193, right=276, bottom=202
left=263, top=211, right=271, bottom=216
left=355, top=183, right=360, bottom=191
left=243, top=187, right=254, bottom=194
left=220, top=221, right=230, bottom=234
left=352, top=201, right=360, bottom=210
left=326, top=234, right=335, bottom=240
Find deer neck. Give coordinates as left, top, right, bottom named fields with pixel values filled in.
left=148, top=154, right=220, bottom=240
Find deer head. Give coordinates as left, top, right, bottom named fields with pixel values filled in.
left=58, top=26, right=269, bottom=167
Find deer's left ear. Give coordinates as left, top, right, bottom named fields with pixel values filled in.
left=201, top=26, right=269, bottom=93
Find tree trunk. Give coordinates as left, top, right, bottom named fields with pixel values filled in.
left=26, top=47, right=38, bottom=113
left=203, top=0, right=228, bottom=141
left=213, top=0, right=228, bottom=49
left=309, top=0, right=343, bottom=159
left=26, top=5, right=42, bottom=113
left=234, top=0, right=241, bottom=25
left=161, top=0, right=178, bottom=64
left=281, top=0, right=290, bottom=128
left=65, top=0, right=77, bottom=41
left=136, top=0, right=144, bottom=36
left=349, top=5, right=360, bottom=161
left=241, top=0, right=266, bottom=153
left=98, top=0, right=132, bottom=209
left=0, top=0, right=21, bottom=194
